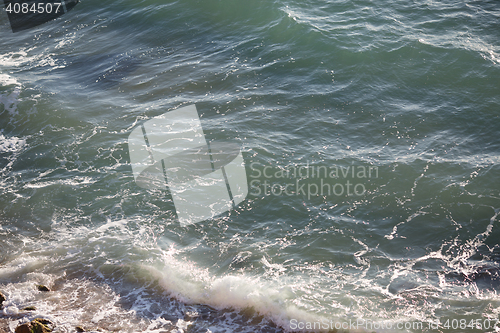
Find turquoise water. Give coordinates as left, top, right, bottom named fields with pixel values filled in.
left=1, top=0, right=499, bottom=332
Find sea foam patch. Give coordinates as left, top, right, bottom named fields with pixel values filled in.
left=0, top=133, right=25, bottom=153
left=0, top=72, right=22, bottom=116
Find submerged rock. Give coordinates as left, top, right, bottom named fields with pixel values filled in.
left=75, top=326, right=85, bottom=332
left=37, top=285, right=50, bottom=292
left=23, top=306, right=37, bottom=311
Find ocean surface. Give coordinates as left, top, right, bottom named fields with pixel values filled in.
left=1, top=0, right=499, bottom=332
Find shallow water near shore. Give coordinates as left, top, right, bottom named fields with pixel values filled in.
left=1, top=0, right=500, bottom=332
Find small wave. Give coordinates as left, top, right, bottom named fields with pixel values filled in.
left=144, top=253, right=329, bottom=332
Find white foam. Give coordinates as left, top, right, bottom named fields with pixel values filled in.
left=24, top=176, right=96, bottom=189
left=0, top=50, right=30, bottom=67
left=0, top=72, right=22, bottom=116
left=0, top=133, right=26, bottom=153
left=0, top=48, right=64, bottom=69
left=0, top=73, right=18, bottom=86
left=144, top=253, right=331, bottom=332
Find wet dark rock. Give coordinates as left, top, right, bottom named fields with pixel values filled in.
left=0, top=292, right=5, bottom=307
left=75, top=326, right=85, bottom=332
left=16, top=319, right=54, bottom=333
left=37, top=285, right=50, bottom=292
left=31, top=318, right=54, bottom=333
left=23, top=306, right=36, bottom=311
left=15, top=323, right=32, bottom=333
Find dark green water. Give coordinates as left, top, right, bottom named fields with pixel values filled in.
left=1, top=0, right=499, bottom=332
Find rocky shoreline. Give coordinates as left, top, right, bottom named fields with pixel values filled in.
left=0, top=288, right=88, bottom=333
left=1, top=285, right=324, bottom=333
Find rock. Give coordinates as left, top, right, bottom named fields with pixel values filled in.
left=75, top=326, right=85, bottom=332
left=31, top=319, right=53, bottom=333
left=15, top=323, right=32, bottom=333
left=23, top=306, right=37, bottom=311
left=0, top=292, right=5, bottom=306
left=16, top=319, right=53, bottom=333
left=37, top=285, right=50, bottom=292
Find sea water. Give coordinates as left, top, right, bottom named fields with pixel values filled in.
left=1, top=0, right=499, bottom=332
